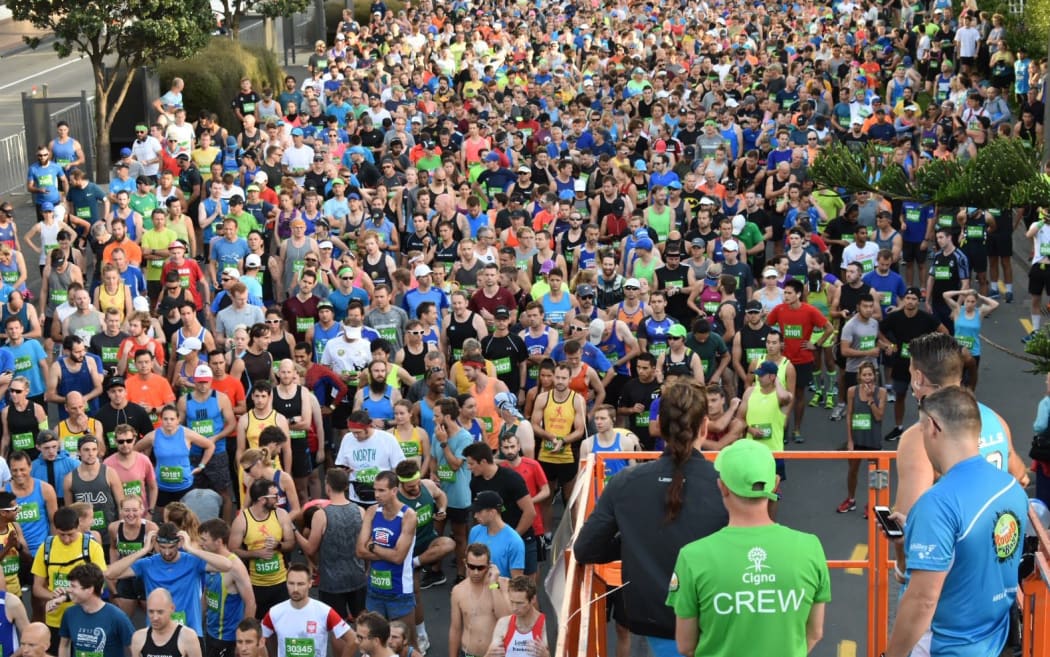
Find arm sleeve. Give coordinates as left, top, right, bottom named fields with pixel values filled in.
left=572, top=483, right=621, bottom=564
left=904, top=495, right=957, bottom=573
left=261, top=612, right=275, bottom=638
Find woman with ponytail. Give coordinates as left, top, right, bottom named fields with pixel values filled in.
left=574, top=379, right=728, bottom=657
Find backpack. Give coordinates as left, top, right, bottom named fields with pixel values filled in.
left=43, top=533, right=92, bottom=571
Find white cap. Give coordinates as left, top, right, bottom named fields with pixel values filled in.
left=588, top=318, right=606, bottom=345
left=343, top=324, right=362, bottom=340
left=413, top=264, right=432, bottom=278
left=731, top=215, right=746, bottom=235
left=245, top=254, right=262, bottom=268
left=223, top=268, right=240, bottom=280
left=723, top=239, right=740, bottom=251
left=762, top=267, right=778, bottom=278
left=132, top=296, right=150, bottom=312
left=176, top=336, right=203, bottom=355
left=192, top=364, right=213, bottom=381
left=573, top=179, right=587, bottom=192
left=254, top=171, right=268, bottom=183
left=319, top=240, right=334, bottom=250
left=624, top=277, right=640, bottom=288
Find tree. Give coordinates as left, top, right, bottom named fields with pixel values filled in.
left=216, top=0, right=311, bottom=40
left=10, top=0, right=213, bottom=182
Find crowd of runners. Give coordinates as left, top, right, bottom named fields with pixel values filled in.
left=6, top=0, right=1050, bottom=655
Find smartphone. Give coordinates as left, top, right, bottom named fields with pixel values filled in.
left=873, top=505, right=904, bottom=538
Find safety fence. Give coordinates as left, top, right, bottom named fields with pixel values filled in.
left=0, top=91, right=95, bottom=197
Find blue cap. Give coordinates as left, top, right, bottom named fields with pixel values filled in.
left=755, top=361, right=779, bottom=377
left=635, top=237, right=654, bottom=251
left=485, top=152, right=501, bottom=162
left=119, top=147, right=132, bottom=157
left=290, top=127, right=304, bottom=137
left=40, top=201, right=54, bottom=212
left=634, top=159, right=647, bottom=172
left=668, top=180, right=683, bottom=189
left=558, top=189, right=575, bottom=201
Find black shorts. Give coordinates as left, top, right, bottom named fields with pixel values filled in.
left=206, top=639, right=235, bottom=657
left=115, top=576, right=147, bottom=600
left=252, top=582, right=289, bottom=620
left=987, top=233, right=1013, bottom=257
left=42, top=316, right=54, bottom=341
left=320, top=587, right=366, bottom=621
left=446, top=506, right=469, bottom=524
left=960, top=56, right=975, bottom=67
left=523, top=534, right=538, bottom=576
left=901, top=241, right=926, bottom=264
left=290, top=439, right=313, bottom=478
left=540, top=460, right=579, bottom=488
left=892, top=378, right=910, bottom=399
left=1030, top=263, right=1050, bottom=295
left=844, top=371, right=858, bottom=391
left=793, top=362, right=813, bottom=391
left=963, top=247, right=988, bottom=274
left=156, top=488, right=189, bottom=508
left=191, top=452, right=232, bottom=493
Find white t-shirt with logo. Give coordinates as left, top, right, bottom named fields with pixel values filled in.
left=261, top=598, right=350, bottom=657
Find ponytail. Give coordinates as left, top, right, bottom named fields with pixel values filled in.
left=657, top=380, right=708, bottom=523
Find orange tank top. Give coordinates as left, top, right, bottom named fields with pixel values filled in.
left=569, top=363, right=590, bottom=400
left=616, top=302, right=645, bottom=333
left=471, top=377, right=504, bottom=449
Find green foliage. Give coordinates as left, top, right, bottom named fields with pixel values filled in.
left=213, top=0, right=309, bottom=37
left=257, top=0, right=312, bottom=21
left=158, top=39, right=284, bottom=131
left=1023, top=328, right=1050, bottom=373
left=986, top=0, right=1049, bottom=57
left=810, top=138, right=1050, bottom=208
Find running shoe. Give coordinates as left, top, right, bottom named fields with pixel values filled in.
left=808, top=391, right=823, bottom=407
left=836, top=498, right=856, bottom=513
left=885, top=387, right=896, bottom=403
left=830, top=403, right=847, bottom=421
left=825, top=394, right=837, bottom=410
left=420, top=569, right=447, bottom=589
left=793, top=432, right=805, bottom=444
left=418, top=634, right=431, bottom=655
left=1023, top=332, right=1036, bottom=345
left=1006, top=291, right=1013, bottom=303
left=884, top=426, right=903, bottom=442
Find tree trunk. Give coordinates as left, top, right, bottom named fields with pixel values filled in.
left=94, top=68, right=109, bottom=184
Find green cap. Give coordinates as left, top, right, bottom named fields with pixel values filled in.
left=337, top=267, right=354, bottom=277
left=135, top=124, right=148, bottom=131
left=246, top=184, right=260, bottom=192
left=332, top=178, right=345, bottom=185
left=714, top=439, right=778, bottom=500
left=668, top=324, right=688, bottom=338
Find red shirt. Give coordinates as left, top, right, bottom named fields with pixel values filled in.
left=765, top=302, right=829, bottom=366
left=211, top=376, right=246, bottom=414
left=161, top=259, right=207, bottom=310
left=469, top=286, right=517, bottom=317
left=502, top=456, right=548, bottom=535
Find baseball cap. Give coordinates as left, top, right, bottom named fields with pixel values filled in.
left=132, top=297, right=150, bottom=312
left=105, top=376, right=127, bottom=391
left=36, top=430, right=59, bottom=446
left=168, top=240, right=186, bottom=251
left=485, top=152, right=501, bottom=162
left=904, top=286, right=923, bottom=298
left=245, top=254, right=262, bottom=269
left=576, top=284, right=594, bottom=298
left=690, top=237, right=706, bottom=249
left=699, top=196, right=716, bottom=206
left=290, top=128, right=304, bottom=137
left=317, top=299, right=334, bottom=311
left=624, top=278, right=640, bottom=289
left=177, top=336, right=203, bottom=356
left=176, top=153, right=190, bottom=161
left=668, top=324, right=688, bottom=338
left=714, top=438, right=778, bottom=500
left=40, top=202, right=54, bottom=212
left=558, top=189, right=575, bottom=201
left=119, top=147, right=132, bottom=157
left=588, top=319, right=606, bottom=345
left=494, top=391, right=523, bottom=420
left=192, top=364, right=213, bottom=382
left=413, top=264, right=432, bottom=278
left=745, top=300, right=764, bottom=312
left=222, top=268, right=240, bottom=280
left=731, top=215, right=746, bottom=235
left=470, top=490, right=504, bottom=512
left=494, top=306, right=510, bottom=320
left=755, top=360, right=779, bottom=377
left=722, top=239, right=739, bottom=251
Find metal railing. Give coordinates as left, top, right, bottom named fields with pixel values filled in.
left=0, top=131, right=26, bottom=195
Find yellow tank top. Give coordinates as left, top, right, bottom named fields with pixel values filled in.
left=745, top=387, right=787, bottom=453
left=245, top=409, right=278, bottom=454
left=394, top=426, right=426, bottom=462
left=539, top=391, right=577, bottom=465
left=0, top=522, right=19, bottom=592
left=242, top=508, right=287, bottom=586
left=58, top=418, right=99, bottom=454
left=97, top=283, right=126, bottom=322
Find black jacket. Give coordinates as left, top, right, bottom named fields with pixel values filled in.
left=573, top=450, right=728, bottom=638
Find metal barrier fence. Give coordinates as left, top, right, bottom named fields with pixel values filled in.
left=0, top=131, right=26, bottom=196
left=282, top=0, right=324, bottom=65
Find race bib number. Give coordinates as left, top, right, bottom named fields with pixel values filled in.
left=253, top=555, right=281, bottom=575
left=355, top=467, right=378, bottom=484
left=116, top=540, right=142, bottom=557
left=437, top=464, right=455, bottom=483
left=400, top=441, right=419, bottom=457
left=861, top=259, right=874, bottom=273
left=172, top=611, right=186, bottom=625
left=852, top=414, right=872, bottom=431
left=101, top=346, right=119, bottom=365
left=370, top=569, right=393, bottom=590
left=53, top=572, right=70, bottom=590
left=957, top=335, right=976, bottom=350
left=966, top=225, right=984, bottom=239
left=290, top=430, right=307, bottom=441
left=858, top=336, right=876, bottom=351
left=150, top=259, right=165, bottom=269
left=784, top=324, right=803, bottom=339
left=191, top=419, right=214, bottom=436
left=123, top=479, right=143, bottom=499
left=703, top=301, right=720, bottom=314
left=285, top=639, right=315, bottom=657
left=881, top=291, right=893, bottom=306
left=937, top=215, right=953, bottom=227
left=63, top=436, right=79, bottom=454
left=2, top=554, right=19, bottom=576
left=50, top=289, right=68, bottom=305
left=905, top=209, right=921, bottom=223
left=296, top=317, right=314, bottom=334
left=934, top=265, right=950, bottom=280
left=901, top=342, right=911, bottom=359
left=14, top=356, right=30, bottom=372
left=1041, top=243, right=1050, bottom=257
left=16, top=502, right=39, bottom=523
left=159, top=466, right=184, bottom=484
left=746, top=348, right=766, bottom=364
left=480, top=416, right=494, bottom=433
left=753, top=424, right=773, bottom=439
left=494, top=357, right=512, bottom=375
left=11, top=433, right=32, bottom=451
left=379, top=326, right=398, bottom=343
left=634, top=412, right=650, bottom=427
left=206, top=590, right=220, bottom=610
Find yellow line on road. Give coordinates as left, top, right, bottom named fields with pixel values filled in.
left=845, top=544, right=867, bottom=576
left=838, top=640, right=857, bottom=657
left=1022, top=318, right=1034, bottom=334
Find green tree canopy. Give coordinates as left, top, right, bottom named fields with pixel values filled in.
left=11, top=0, right=213, bottom=180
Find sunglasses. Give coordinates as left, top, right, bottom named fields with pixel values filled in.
left=8, top=388, right=25, bottom=394
left=265, top=319, right=281, bottom=324
left=624, top=286, right=639, bottom=291
left=408, top=330, right=425, bottom=335
left=166, top=286, right=180, bottom=291
left=340, top=276, right=353, bottom=281
left=668, top=335, right=684, bottom=341
left=466, top=563, right=488, bottom=571
left=116, top=438, right=135, bottom=445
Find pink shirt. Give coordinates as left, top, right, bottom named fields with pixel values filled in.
left=103, top=452, right=156, bottom=502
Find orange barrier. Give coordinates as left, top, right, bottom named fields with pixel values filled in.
left=556, top=450, right=899, bottom=657
left=1020, top=504, right=1050, bottom=657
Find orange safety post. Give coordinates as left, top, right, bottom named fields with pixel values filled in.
left=1020, top=503, right=1050, bottom=657
left=561, top=450, right=899, bottom=657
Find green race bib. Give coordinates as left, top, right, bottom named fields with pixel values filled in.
left=494, top=357, right=512, bottom=375
left=11, top=433, right=32, bottom=451
left=852, top=414, right=872, bottom=430
left=966, top=225, right=984, bottom=239
left=753, top=424, right=773, bottom=439
left=745, top=347, right=766, bottom=364
left=370, top=569, right=393, bottom=590
left=191, top=419, right=214, bottom=437
left=253, top=555, right=281, bottom=575
left=16, top=502, right=39, bottom=523
left=901, top=342, right=911, bottom=359
left=784, top=324, right=803, bottom=339
left=284, top=639, right=314, bottom=657
left=957, top=335, right=976, bottom=350
left=437, top=464, right=455, bottom=483
left=858, top=336, right=876, bottom=351
left=400, top=441, right=420, bottom=457
left=159, top=466, right=183, bottom=484
left=290, top=430, right=307, bottom=441
left=934, top=265, right=950, bottom=280
left=356, top=467, right=378, bottom=484
left=122, top=480, right=143, bottom=499
left=172, top=611, right=186, bottom=625
left=296, top=317, right=314, bottom=334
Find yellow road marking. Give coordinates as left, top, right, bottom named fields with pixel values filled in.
left=845, top=543, right=867, bottom=576
left=1022, top=318, right=1034, bottom=334
left=838, top=640, right=857, bottom=657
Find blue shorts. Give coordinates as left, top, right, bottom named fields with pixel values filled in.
left=524, top=535, right=538, bottom=575
left=645, top=635, right=685, bottom=657
left=365, top=591, right=415, bottom=619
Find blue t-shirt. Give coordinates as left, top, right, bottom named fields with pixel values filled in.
left=210, top=237, right=251, bottom=275
left=3, top=339, right=48, bottom=396
left=402, top=288, right=449, bottom=326
left=862, top=269, right=907, bottom=311
left=904, top=456, right=1028, bottom=657
left=328, top=288, right=371, bottom=321
left=28, top=162, right=64, bottom=205
left=433, top=428, right=472, bottom=509
left=468, top=523, right=525, bottom=577
left=60, top=602, right=136, bottom=657
left=118, top=266, right=147, bottom=299
left=550, top=341, right=612, bottom=374
left=131, top=552, right=209, bottom=636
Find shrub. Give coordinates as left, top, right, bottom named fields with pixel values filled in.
left=157, top=38, right=284, bottom=131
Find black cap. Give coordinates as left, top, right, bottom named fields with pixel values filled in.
left=745, top=300, right=764, bottom=312
left=494, top=307, right=511, bottom=320
left=470, top=490, right=503, bottom=511
left=105, top=375, right=126, bottom=391
left=36, top=430, right=58, bottom=446
left=904, top=286, right=923, bottom=298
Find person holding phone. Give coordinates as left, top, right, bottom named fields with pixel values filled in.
left=836, top=361, right=887, bottom=514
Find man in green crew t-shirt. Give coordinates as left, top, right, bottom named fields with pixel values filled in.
left=667, top=439, right=830, bottom=657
